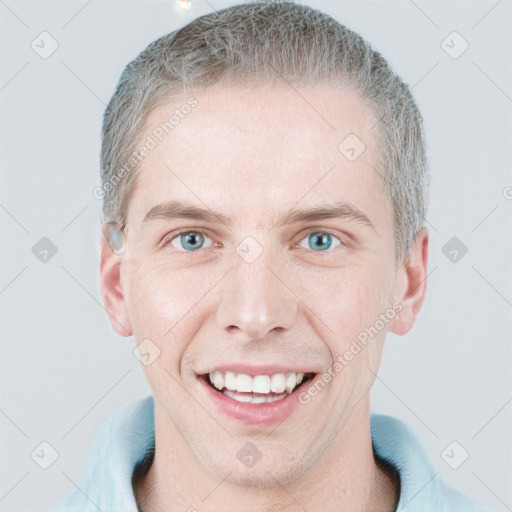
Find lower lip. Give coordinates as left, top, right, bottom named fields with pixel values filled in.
left=199, top=376, right=315, bottom=426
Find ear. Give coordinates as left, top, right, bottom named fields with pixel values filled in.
left=389, top=227, right=429, bottom=336
left=99, top=236, right=133, bottom=337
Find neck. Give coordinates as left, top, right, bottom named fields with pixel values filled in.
left=133, top=399, right=399, bottom=512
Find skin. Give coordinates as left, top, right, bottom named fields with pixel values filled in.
left=100, top=85, right=429, bottom=511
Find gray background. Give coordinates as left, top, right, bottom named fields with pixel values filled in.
left=0, top=0, right=510, bottom=510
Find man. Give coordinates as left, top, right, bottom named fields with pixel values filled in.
left=52, top=1, right=491, bottom=510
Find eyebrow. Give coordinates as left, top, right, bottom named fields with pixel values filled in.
left=142, top=199, right=375, bottom=230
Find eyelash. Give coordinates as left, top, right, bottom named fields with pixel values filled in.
left=161, top=228, right=347, bottom=255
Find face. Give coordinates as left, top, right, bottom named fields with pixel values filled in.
left=100, top=85, right=427, bottom=487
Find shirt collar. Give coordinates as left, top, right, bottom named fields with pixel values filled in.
left=59, top=395, right=453, bottom=511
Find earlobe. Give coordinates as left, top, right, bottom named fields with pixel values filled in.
left=99, top=236, right=133, bottom=337
left=389, top=227, right=429, bottom=336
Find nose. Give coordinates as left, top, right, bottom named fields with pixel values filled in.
left=215, top=245, right=298, bottom=341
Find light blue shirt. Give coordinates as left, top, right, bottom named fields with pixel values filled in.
left=52, top=395, right=490, bottom=511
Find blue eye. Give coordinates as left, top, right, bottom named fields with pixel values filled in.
left=165, top=229, right=343, bottom=254
left=170, top=231, right=213, bottom=251
left=297, top=231, right=341, bottom=251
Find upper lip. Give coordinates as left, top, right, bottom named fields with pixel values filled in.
left=198, top=362, right=318, bottom=376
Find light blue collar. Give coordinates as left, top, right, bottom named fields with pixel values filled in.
left=52, top=395, right=489, bottom=511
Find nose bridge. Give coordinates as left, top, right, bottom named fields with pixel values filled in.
left=215, top=240, right=298, bottom=340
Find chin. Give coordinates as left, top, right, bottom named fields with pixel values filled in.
left=207, top=454, right=309, bottom=489
left=227, top=469, right=295, bottom=489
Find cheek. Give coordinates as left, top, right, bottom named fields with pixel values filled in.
left=123, top=259, right=224, bottom=370
left=127, top=259, right=204, bottom=318
left=128, top=265, right=177, bottom=330
left=316, top=263, right=394, bottom=345
left=122, top=249, right=395, bottom=379
left=312, top=267, right=393, bottom=402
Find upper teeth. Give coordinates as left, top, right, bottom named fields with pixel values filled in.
left=209, top=371, right=305, bottom=394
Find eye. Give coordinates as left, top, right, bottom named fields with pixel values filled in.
left=167, top=230, right=214, bottom=252
left=162, top=229, right=345, bottom=254
left=294, top=231, right=343, bottom=251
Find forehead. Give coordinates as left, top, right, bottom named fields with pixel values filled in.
left=127, top=85, right=388, bottom=230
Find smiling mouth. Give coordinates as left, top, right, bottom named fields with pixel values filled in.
left=200, top=371, right=316, bottom=404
